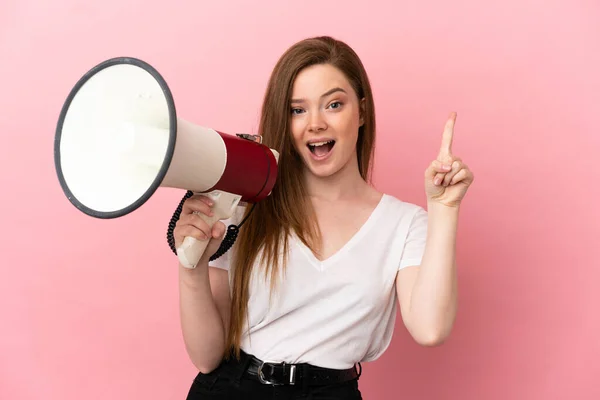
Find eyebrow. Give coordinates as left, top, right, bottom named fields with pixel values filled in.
left=290, top=87, right=347, bottom=104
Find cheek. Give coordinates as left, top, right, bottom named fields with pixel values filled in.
left=290, top=118, right=305, bottom=150
left=333, top=112, right=360, bottom=142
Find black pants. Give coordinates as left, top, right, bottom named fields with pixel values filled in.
left=186, top=351, right=363, bottom=400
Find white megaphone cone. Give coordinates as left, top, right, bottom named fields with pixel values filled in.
left=54, top=57, right=279, bottom=268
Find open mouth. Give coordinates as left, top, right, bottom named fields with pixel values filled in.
left=307, top=140, right=335, bottom=158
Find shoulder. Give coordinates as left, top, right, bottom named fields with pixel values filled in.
left=379, top=193, right=428, bottom=244
left=380, top=194, right=428, bottom=269
left=366, top=192, right=428, bottom=248
left=380, top=193, right=428, bottom=220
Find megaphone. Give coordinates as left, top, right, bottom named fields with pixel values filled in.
left=54, top=57, right=279, bottom=269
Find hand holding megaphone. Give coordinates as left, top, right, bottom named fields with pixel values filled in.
left=173, top=191, right=242, bottom=268
left=54, top=57, right=279, bottom=269
left=172, top=193, right=229, bottom=267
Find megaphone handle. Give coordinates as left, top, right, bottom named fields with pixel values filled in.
left=176, top=190, right=242, bottom=269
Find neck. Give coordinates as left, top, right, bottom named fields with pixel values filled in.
left=303, top=156, right=370, bottom=202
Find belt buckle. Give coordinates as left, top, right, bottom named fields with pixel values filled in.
left=257, top=361, right=297, bottom=385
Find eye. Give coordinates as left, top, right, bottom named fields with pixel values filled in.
left=291, top=108, right=304, bottom=115
left=328, top=101, right=343, bottom=110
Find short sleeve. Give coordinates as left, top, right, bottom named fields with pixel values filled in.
left=208, top=205, right=247, bottom=271
left=398, top=207, right=428, bottom=270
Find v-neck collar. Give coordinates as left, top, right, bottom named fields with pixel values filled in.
left=293, top=194, right=389, bottom=271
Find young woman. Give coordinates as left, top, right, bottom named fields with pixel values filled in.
left=173, top=36, right=474, bottom=399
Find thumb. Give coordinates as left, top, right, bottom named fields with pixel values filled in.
left=212, top=221, right=227, bottom=239
left=425, top=160, right=451, bottom=179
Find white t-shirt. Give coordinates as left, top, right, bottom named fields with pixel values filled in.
left=209, top=193, right=428, bottom=370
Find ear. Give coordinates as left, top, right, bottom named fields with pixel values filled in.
left=359, top=98, right=366, bottom=126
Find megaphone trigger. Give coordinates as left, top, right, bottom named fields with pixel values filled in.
left=176, top=190, right=242, bottom=269
left=236, top=133, right=263, bottom=144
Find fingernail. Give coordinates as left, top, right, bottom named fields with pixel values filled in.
left=444, top=165, right=451, bottom=170
left=434, top=178, right=440, bottom=185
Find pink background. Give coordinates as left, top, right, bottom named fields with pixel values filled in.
left=1, top=0, right=599, bottom=399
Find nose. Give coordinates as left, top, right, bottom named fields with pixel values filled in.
left=308, top=111, right=327, bottom=133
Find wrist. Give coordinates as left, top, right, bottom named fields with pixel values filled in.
left=426, top=200, right=460, bottom=232
left=427, top=200, right=461, bottom=214
left=179, top=262, right=210, bottom=288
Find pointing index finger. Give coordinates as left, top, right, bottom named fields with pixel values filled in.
left=438, top=112, right=456, bottom=159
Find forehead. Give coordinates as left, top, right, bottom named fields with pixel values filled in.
left=291, top=64, right=353, bottom=98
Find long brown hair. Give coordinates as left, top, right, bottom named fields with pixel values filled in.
left=225, top=36, right=377, bottom=358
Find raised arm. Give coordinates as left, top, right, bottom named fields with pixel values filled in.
left=179, top=263, right=231, bottom=373
left=174, top=194, right=232, bottom=373
left=396, top=204, right=459, bottom=346
left=396, top=112, right=474, bottom=346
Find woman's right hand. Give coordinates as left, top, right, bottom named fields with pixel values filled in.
left=173, top=194, right=227, bottom=266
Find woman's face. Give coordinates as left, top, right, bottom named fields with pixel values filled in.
left=289, top=63, right=364, bottom=179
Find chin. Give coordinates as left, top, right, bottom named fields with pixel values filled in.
left=306, top=164, right=340, bottom=178
left=304, top=156, right=349, bottom=179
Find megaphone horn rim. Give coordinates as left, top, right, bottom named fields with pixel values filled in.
left=53, top=57, right=178, bottom=219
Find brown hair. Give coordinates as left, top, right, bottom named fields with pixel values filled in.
left=225, top=36, right=377, bottom=358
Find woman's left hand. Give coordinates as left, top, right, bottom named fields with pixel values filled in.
left=424, top=112, right=474, bottom=208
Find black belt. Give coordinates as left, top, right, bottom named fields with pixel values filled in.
left=244, top=354, right=361, bottom=386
